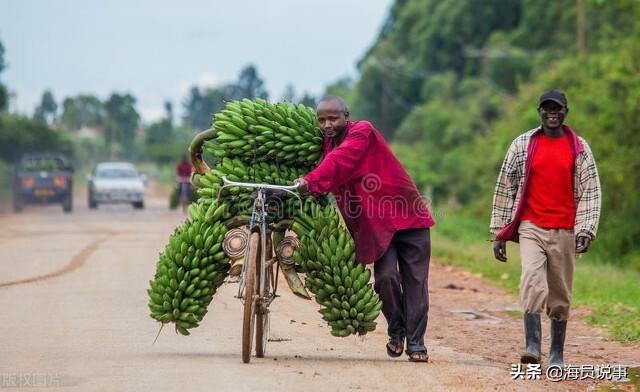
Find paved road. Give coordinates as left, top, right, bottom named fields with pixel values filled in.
left=0, top=192, right=636, bottom=391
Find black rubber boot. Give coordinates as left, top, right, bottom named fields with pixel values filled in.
left=520, top=313, right=541, bottom=364
left=549, top=320, right=567, bottom=367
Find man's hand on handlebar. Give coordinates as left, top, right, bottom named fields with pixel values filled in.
left=294, top=178, right=310, bottom=195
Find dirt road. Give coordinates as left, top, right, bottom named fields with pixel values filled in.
left=0, top=192, right=637, bottom=391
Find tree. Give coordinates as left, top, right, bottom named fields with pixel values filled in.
left=146, top=101, right=174, bottom=146
left=325, top=76, right=355, bottom=99
left=324, top=76, right=359, bottom=117
left=182, top=86, right=226, bottom=131
left=34, top=90, right=58, bottom=124
left=182, top=87, right=204, bottom=129
left=0, top=84, right=6, bottom=113
left=104, top=93, right=140, bottom=157
left=0, top=115, right=73, bottom=163
left=164, top=100, right=173, bottom=124
left=281, top=83, right=296, bottom=102
left=298, top=92, right=317, bottom=108
left=60, top=94, right=106, bottom=131
left=146, top=100, right=194, bottom=164
left=0, top=38, right=5, bottom=75
left=183, top=64, right=269, bottom=130
left=145, top=119, right=172, bottom=143
left=0, top=38, right=6, bottom=112
left=183, top=64, right=269, bottom=131
left=353, top=0, right=522, bottom=132
left=280, top=84, right=316, bottom=108
left=230, top=64, right=269, bottom=100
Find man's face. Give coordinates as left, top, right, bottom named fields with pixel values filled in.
left=316, top=101, right=348, bottom=138
left=538, top=101, right=567, bottom=129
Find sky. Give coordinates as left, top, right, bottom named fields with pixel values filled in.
left=0, top=0, right=393, bottom=123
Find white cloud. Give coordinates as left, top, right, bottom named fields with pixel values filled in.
left=178, top=71, right=220, bottom=97
left=197, top=71, right=219, bottom=88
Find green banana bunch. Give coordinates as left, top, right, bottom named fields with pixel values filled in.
left=149, top=99, right=328, bottom=338
left=147, top=199, right=231, bottom=335
left=204, top=98, right=323, bottom=166
left=192, top=157, right=308, bottom=221
left=291, top=201, right=382, bottom=337
left=193, top=156, right=309, bottom=195
left=189, top=98, right=324, bottom=222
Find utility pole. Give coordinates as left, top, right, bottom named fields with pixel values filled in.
left=576, top=0, right=587, bottom=55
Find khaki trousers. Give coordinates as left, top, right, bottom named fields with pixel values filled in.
left=518, top=221, right=575, bottom=321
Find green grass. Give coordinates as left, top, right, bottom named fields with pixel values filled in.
left=0, top=160, right=13, bottom=203
left=432, top=211, right=640, bottom=342
left=137, top=162, right=175, bottom=193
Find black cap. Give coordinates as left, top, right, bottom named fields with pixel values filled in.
left=538, top=90, right=568, bottom=109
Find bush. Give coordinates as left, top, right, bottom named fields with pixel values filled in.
left=0, top=159, right=11, bottom=200
left=0, top=114, right=73, bottom=164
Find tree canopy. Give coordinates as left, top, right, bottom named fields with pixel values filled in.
left=60, top=95, right=106, bottom=131
left=183, top=64, right=269, bottom=131
left=0, top=38, right=6, bottom=112
left=104, top=93, right=140, bottom=156
left=342, top=0, right=640, bottom=264
left=33, top=90, right=58, bottom=124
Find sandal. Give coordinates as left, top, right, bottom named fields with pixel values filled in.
left=386, top=337, right=404, bottom=358
left=407, top=351, right=429, bottom=363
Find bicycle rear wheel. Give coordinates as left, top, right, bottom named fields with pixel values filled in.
left=242, top=232, right=260, bottom=363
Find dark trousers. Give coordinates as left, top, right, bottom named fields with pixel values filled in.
left=373, top=228, right=431, bottom=353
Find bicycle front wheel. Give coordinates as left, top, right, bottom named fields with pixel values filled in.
left=242, top=232, right=260, bottom=363
left=255, top=239, right=273, bottom=357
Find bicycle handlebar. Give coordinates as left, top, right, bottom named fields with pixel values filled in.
left=221, top=176, right=299, bottom=191
left=218, top=176, right=303, bottom=216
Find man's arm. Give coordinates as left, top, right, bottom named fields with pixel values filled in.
left=490, top=139, right=520, bottom=262
left=574, top=140, right=601, bottom=252
left=303, top=125, right=372, bottom=195
left=490, top=139, right=519, bottom=235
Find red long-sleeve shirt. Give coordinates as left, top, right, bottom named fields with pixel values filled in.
left=305, top=120, right=435, bottom=264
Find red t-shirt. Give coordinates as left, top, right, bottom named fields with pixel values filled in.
left=522, top=133, right=576, bottom=229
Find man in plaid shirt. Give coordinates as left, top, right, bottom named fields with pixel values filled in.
left=490, top=90, right=601, bottom=367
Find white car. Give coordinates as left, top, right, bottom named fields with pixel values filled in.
left=88, top=162, right=145, bottom=209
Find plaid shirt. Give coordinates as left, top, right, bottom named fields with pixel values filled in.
left=490, top=126, right=601, bottom=240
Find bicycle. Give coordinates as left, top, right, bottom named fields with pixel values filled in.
left=219, top=175, right=301, bottom=363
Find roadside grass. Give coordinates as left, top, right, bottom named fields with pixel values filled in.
left=0, top=186, right=10, bottom=205
left=73, top=167, right=89, bottom=190
left=432, top=212, right=640, bottom=343
left=135, top=162, right=175, bottom=202
left=0, top=160, right=13, bottom=204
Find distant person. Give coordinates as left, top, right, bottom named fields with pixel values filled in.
left=295, top=95, right=436, bottom=362
left=490, top=90, right=601, bottom=367
left=176, top=154, right=193, bottom=213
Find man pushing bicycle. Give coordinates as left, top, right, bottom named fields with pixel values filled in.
left=295, top=96, right=436, bottom=362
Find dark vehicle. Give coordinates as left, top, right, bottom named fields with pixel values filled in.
left=13, top=153, right=74, bottom=213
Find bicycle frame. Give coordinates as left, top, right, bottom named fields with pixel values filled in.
left=217, top=176, right=301, bottom=304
